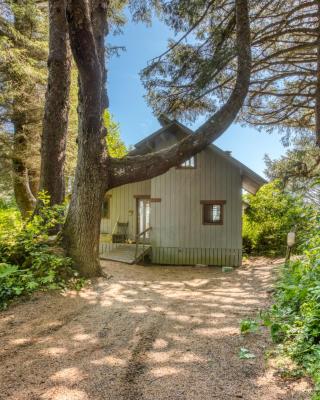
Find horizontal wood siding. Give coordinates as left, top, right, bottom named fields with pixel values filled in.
left=100, top=180, right=151, bottom=239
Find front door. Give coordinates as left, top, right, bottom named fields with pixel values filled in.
left=137, top=198, right=151, bottom=239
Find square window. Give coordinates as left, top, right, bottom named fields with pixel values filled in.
left=201, top=201, right=225, bottom=225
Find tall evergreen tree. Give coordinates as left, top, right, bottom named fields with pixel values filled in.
left=265, top=132, right=320, bottom=207
left=39, top=0, right=72, bottom=207
left=140, top=0, right=320, bottom=145
left=61, top=0, right=251, bottom=276
left=0, top=0, right=48, bottom=216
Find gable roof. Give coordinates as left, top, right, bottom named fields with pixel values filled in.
left=132, top=119, right=267, bottom=194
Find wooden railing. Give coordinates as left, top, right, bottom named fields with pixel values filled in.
left=135, top=227, right=152, bottom=261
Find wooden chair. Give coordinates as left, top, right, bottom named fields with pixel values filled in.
left=112, top=222, right=129, bottom=243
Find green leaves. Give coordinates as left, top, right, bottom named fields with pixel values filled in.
left=0, top=263, right=18, bottom=278
left=243, top=180, right=316, bottom=256
left=103, top=110, right=127, bottom=158
left=240, top=318, right=259, bottom=334
left=0, top=192, right=84, bottom=309
left=265, top=224, right=320, bottom=397
left=239, top=348, right=256, bottom=359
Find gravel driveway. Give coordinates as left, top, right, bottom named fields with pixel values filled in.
left=0, top=259, right=312, bottom=400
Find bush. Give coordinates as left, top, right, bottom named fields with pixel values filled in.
left=0, top=192, right=83, bottom=309
left=264, top=218, right=320, bottom=398
left=243, top=180, right=315, bottom=256
left=0, top=199, right=22, bottom=240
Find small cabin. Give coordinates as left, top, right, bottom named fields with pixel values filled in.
left=99, top=120, right=266, bottom=266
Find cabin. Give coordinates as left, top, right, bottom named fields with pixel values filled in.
left=99, top=119, right=266, bottom=266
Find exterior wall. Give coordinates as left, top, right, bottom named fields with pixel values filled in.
left=100, top=147, right=243, bottom=266
left=100, top=180, right=151, bottom=239
left=150, top=147, right=242, bottom=266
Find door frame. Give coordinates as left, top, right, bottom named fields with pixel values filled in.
left=135, top=195, right=151, bottom=236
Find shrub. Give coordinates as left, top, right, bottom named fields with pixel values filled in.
left=243, top=180, right=316, bottom=256
left=0, top=192, right=83, bottom=309
left=0, top=199, right=22, bottom=240
left=240, top=318, right=259, bottom=334
left=264, top=218, right=320, bottom=398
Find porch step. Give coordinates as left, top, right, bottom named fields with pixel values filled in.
left=100, top=244, right=151, bottom=264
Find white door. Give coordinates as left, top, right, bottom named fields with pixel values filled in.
left=137, top=198, right=151, bottom=239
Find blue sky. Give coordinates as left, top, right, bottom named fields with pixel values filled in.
left=108, top=15, right=286, bottom=178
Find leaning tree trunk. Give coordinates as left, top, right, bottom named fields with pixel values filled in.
left=62, top=0, right=251, bottom=277
left=39, top=0, right=72, bottom=206
left=63, top=0, right=108, bottom=277
left=12, top=119, right=36, bottom=218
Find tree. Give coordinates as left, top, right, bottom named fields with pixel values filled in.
left=0, top=0, right=80, bottom=214
left=243, top=0, right=320, bottom=144
left=265, top=132, right=320, bottom=207
left=61, top=0, right=251, bottom=277
left=0, top=0, right=48, bottom=217
left=140, top=0, right=320, bottom=146
left=103, top=109, right=127, bottom=158
left=39, top=0, right=72, bottom=207
left=243, top=180, right=315, bottom=255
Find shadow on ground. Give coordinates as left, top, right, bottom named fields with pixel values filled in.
left=0, top=258, right=312, bottom=400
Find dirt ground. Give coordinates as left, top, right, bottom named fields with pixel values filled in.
left=0, top=258, right=313, bottom=400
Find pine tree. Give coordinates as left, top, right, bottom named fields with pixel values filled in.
left=140, top=0, right=320, bottom=145
left=0, top=0, right=48, bottom=216
left=62, top=0, right=251, bottom=276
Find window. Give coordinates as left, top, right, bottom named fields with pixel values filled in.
left=179, top=156, right=196, bottom=169
left=201, top=200, right=226, bottom=225
left=102, top=196, right=110, bottom=219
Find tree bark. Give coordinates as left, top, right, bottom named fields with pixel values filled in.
left=39, top=0, right=72, bottom=206
left=28, top=168, right=40, bottom=198
left=63, top=0, right=108, bottom=277
left=316, top=1, right=320, bottom=147
left=12, top=120, right=36, bottom=218
left=62, top=0, right=251, bottom=277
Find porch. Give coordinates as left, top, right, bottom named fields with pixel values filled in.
left=100, top=243, right=152, bottom=264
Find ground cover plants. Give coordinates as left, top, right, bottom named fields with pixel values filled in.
left=0, top=192, right=84, bottom=309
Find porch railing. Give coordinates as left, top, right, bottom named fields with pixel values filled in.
left=135, top=227, right=152, bottom=261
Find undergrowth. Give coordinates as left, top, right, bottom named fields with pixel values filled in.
left=0, top=192, right=84, bottom=309
left=264, top=215, right=320, bottom=399
left=0, top=199, right=22, bottom=240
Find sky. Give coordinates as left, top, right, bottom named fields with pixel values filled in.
left=108, top=14, right=287, bottom=178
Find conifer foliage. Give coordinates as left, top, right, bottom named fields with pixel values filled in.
left=0, top=0, right=48, bottom=216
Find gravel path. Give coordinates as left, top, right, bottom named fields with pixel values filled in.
left=0, top=259, right=312, bottom=400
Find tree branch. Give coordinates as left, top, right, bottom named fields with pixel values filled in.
left=108, top=0, right=251, bottom=189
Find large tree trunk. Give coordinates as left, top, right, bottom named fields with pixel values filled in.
left=12, top=120, right=36, bottom=218
left=63, top=0, right=108, bottom=277
left=316, top=1, right=320, bottom=147
left=39, top=0, right=72, bottom=206
left=10, top=1, right=42, bottom=217
left=62, top=0, right=250, bottom=277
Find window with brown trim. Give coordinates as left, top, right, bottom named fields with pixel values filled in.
left=102, top=196, right=110, bottom=219
left=201, top=200, right=226, bottom=225
left=178, top=156, right=196, bottom=169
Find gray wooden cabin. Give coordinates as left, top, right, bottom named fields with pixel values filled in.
left=99, top=120, right=266, bottom=266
